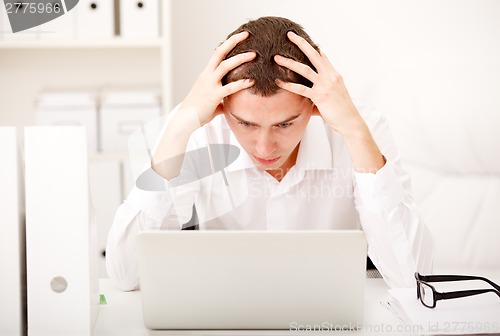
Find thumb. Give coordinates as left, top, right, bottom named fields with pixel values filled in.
left=312, top=104, right=321, bottom=117
left=214, top=101, right=225, bottom=116
left=205, top=102, right=225, bottom=124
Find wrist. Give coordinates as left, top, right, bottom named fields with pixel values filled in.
left=336, top=116, right=370, bottom=141
left=340, top=122, right=386, bottom=174
left=172, top=105, right=203, bottom=135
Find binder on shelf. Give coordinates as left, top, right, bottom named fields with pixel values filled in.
left=0, top=4, right=39, bottom=41
left=25, top=126, right=99, bottom=336
left=76, top=0, right=114, bottom=40
left=119, top=0, right=159, bottom=39
left=35, top=90, right=98, bottom=153
left=0, top=127, right=25, bottom=336
left=38, top=6, right=76, bottom=40
left=100, top=89, right=161, bottom=153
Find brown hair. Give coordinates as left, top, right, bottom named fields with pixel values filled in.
left=222, top=16, right=320, bottom=97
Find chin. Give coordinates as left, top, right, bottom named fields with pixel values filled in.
left=256, top=160, right=285, bottom=171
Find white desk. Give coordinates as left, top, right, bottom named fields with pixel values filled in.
left=94, top=269, right=500, bottom=335
left=93, top=278, right=403, bottom=336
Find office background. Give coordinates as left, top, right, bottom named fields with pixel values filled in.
left=1, top=0, right=499, bottom=283
left=1, top=0, right=499, bottom=335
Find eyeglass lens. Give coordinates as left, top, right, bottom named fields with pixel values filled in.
left=419, top=282, right=435, bottom=307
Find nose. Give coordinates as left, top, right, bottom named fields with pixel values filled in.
left=255, top=130, right=277, bottom=158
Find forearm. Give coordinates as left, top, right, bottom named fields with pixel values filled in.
left=106, top=185, right=194, bottom=290
left=359, top=203, right=434, bottom=288
left=353, top=163, right=435, bottom=288
left=152, top=107, right=201, bottom=180
left=339, top=119, right=386, bottom=174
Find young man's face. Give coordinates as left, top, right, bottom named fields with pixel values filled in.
left=224, top=89, right=314, bottom=174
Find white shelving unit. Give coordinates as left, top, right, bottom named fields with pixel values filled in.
left=0, top=1, right=172, bottom=122
left=0, top=2, right=172, bottom=277
left=0, top=38, right=163, bottom=49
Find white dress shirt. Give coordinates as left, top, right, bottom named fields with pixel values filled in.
left=106, top=103, right=434, bottom=291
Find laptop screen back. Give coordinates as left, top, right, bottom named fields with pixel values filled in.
left=137, top=230, right=367, bottom=330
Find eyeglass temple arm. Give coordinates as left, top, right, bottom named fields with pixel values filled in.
left=419, top=274, right=500, bottom=292
left=436, top=288, right=500, bottom=302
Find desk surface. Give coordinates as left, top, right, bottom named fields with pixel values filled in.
left=93, top=278, right=403, bottom=336
left=94, top=270, right=500, bottom=335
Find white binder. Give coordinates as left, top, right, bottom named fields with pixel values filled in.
left=25, top=127, right=99, bottom=336
left=99, top=89, right=161, bottom=153
left=38, top=6, right=76, bottom=40
left=0, top=127, right=25, bottom=336
left=120, top=0, right=159, bottom=38
left=76, top=0, right=114, bottom=39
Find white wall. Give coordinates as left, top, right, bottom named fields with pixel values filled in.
left=171, top=0, right=500, bottom=270
left=1, top=0, right=499, bottom=272
left=170, top=0, right=500, bottom=107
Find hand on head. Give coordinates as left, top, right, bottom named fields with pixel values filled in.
left=179, top=31, right=256, bottom=127
left=274, top=31, right=363, bottom=137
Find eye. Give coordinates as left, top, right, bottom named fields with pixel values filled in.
left=277, top=122, right=293, bottom=129
left=238, top=121, right=254, bottom=128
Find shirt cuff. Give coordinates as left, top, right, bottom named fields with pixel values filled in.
left=353, top=161, right=407, bottom=214
left=125, top=186, right=171, bottom=225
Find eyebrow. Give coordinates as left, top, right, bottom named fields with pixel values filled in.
left=229, top=111, right=301, bottom=127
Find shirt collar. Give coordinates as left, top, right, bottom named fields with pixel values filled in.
left=223, top=119, right=255, bottom=172
left=295, top=116, right=333, bottom=170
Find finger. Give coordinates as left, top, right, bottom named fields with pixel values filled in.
left=214, top=51, right=256, bottom=80
left=200, top=102, right=226, bottom=126
left=274, top=54, right=319, bottom=83
left=207, top=31, right=250, bottom=70
left=275, top=79, right=313, bottom=99
left=287, top=31, right=328, bottom=73
left=220, top=78, right=254, bottom=97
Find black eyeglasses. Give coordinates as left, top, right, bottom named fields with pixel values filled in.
left=414, top=272, right=500, bottom=309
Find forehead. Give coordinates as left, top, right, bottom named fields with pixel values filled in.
left=226, top=89, right=310, bottom=122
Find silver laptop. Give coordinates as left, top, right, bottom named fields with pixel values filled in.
left=137, top=230, right=367, bottom=330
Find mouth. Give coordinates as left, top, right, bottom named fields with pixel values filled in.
left=253, top=155, right=280, bottom=165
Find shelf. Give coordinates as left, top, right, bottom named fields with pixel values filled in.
left=0, top=37, right=163, bottom=49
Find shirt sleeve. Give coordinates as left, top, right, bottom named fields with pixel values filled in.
left=352, top=105, right=435, bottom=288
left=105, top=187, right=178, bottom=291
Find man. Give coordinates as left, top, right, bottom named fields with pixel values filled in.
left=106, top=16, right=434, bottom=291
